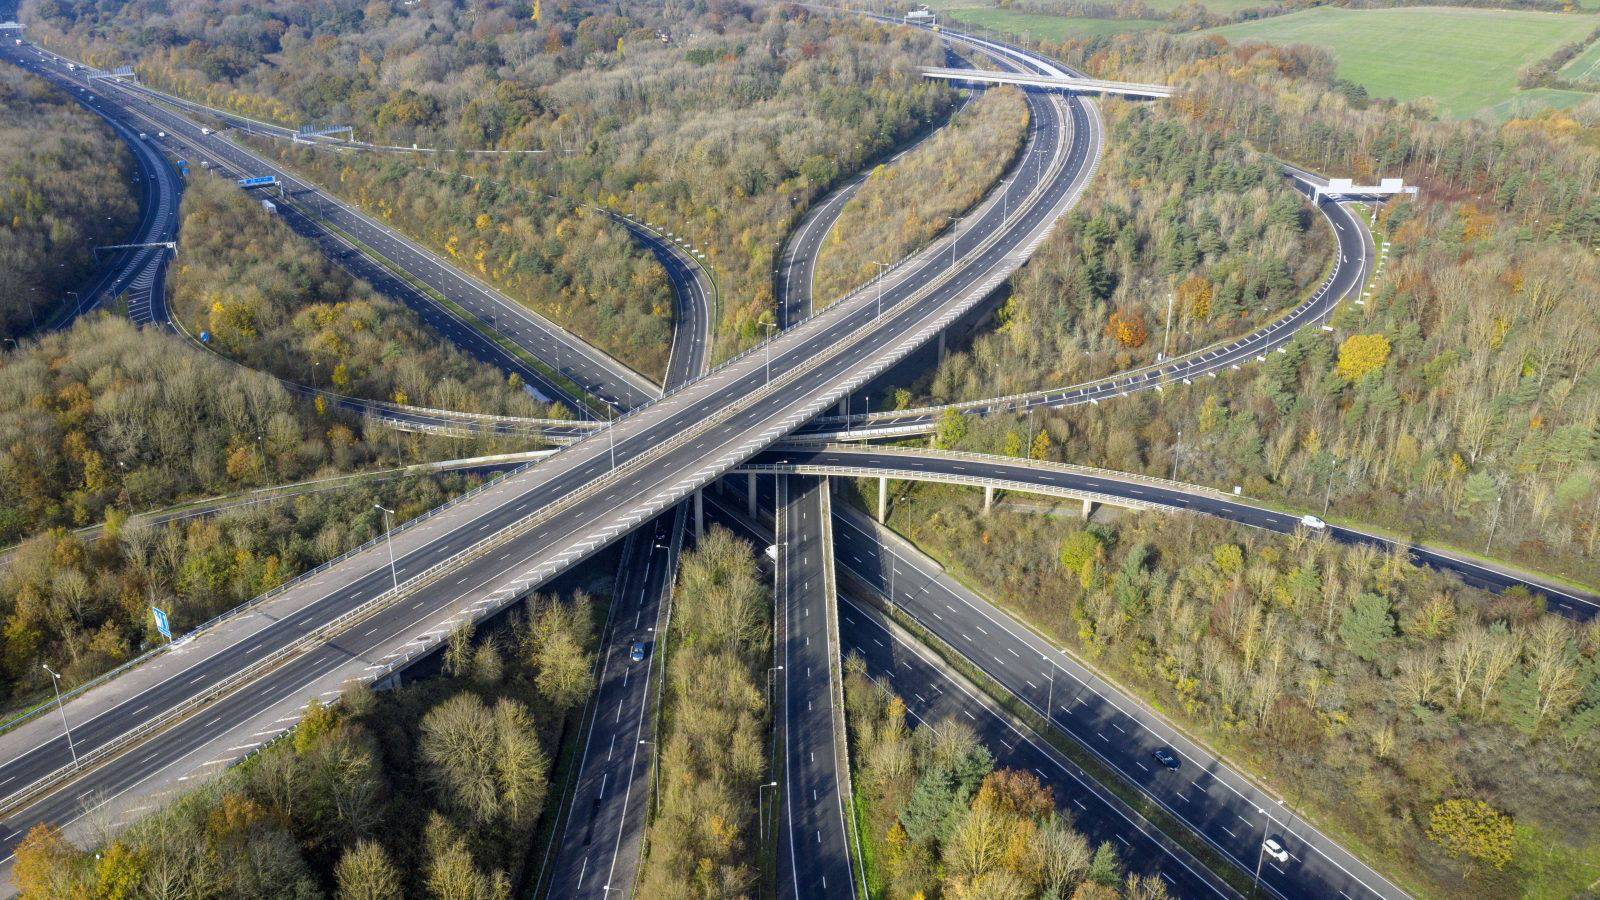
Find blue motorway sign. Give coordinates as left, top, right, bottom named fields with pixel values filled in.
left=238, top=175, right=278, bottom=188
left=151, top=605, right=171, bottom=640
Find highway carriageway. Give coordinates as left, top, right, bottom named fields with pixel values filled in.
left=92, top=64, right=660, bottom=415
left=0, top=29, right=1097, bottom=873
left=739, top=445, right=1600, bottom=621
left=701, top=489, right=1237, bottom=900
left=799, top=165, right=1377, bottom=441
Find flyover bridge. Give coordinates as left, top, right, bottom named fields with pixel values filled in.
left=919, top=65, right=1173, bottom=99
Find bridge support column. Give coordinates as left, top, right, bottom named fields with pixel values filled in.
left=938, top=330, right=947, bottom=365
left=694, top=489, right=704, bottom=541
left=878, top=477, right=888, bottom=524
left=1081, top=498, right=1094, bottom=520
left=747, top=472, right=757, bottom=519
left=984, top=485, right=994, bottom=514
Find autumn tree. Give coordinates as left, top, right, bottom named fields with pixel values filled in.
left=1335, top=333, right=1391, bottom=380
left=1105, top=309, right=1148, bottom=348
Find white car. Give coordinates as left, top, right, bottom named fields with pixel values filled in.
left=1263, top=837, right=1290, bottom=864
left=201, top=127, right=213, bottom=135
left=1299, top=514, right=1327, bottom=530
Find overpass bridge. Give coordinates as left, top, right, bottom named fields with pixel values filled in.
left=920, top=65, right=1173, bottom=99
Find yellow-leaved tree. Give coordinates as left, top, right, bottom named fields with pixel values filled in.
left=1336, top=333, right=1391, bottom=380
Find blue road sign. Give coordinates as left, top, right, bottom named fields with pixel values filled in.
left=238, top=175, right=277, bottom=188
left=151, top=606, right=171, bottom=640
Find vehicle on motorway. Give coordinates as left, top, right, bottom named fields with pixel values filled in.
left=1299, top=514, right=1327, bottom=530
left=139, top=132, right=147, bottom=140
left=629, top=641, right=647, bottom=662
left=765, top=544, right=778, bottom=561
left=1263, top=837, right=1290, bottom=864
left=1152, top=748, right=1180, bottom=770
left=201, top=127, right=213, bottom=134
left=157, top=131, right=166, bottom=138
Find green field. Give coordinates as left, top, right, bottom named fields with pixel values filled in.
left=935, top=6, right=1165, bottom=40
left=1559, top=34, right=1600, bottom=82
left=1206, top=7, right=1598, bottom=119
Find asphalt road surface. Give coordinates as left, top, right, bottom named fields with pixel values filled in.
left=830, top=508, right=1405, bottom=899
left=0, top=21, right=1093, bottom=892
left=748, top=445, right=1600, bottom=621
left=776, top=476, right=856, bottom=899
left=702, top=490, right=1236, bottom=900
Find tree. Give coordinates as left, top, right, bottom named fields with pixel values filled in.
left=12, top=823, right=85, bottom=897
left=336, top=841, right=402, bottom=900
left=1105, top=309, right=1148, bottom=348
left=1338, top=593, right=1394, bottom=662
left=1176, top=273, right=1212, bottom=320
left=935, top=407, right=970, bottom=450
left=1335, top=333, right=1390, bottom=380
left=523, top=595, right=596, bottom=711
left=1427, top=798, right=1514, bottom=873
left=1037, top=815, right=1092, bottom=896
left=1030, top=428, right=1053, bottom=461
left=1059, top=531, right=1104, bottom=588
left=1085, top=841, right=1124, bottom=886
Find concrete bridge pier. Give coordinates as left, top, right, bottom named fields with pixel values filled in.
left=878, top=477, right=888, bottom=523
left=984, top=485, right=994, bottom=513
left=1081, top=497, right=1094, bottom=520
left=695, top=489, right=704, bottom=541
left=748, top=472, right=757, bottom=518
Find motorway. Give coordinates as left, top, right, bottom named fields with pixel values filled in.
left=746, top=444, right=1600, bottom=621
left=828, top=506, right=1405, bottom=900
left=799, top=164, right=1377, bottom=439
left=84, top=57, right=658, bottom=415
left=726, top=469, right=1404, bottom=899
left=0, top=8, right=1098, bottom=872
left=542, top=212, right=712, bottom=899
left=703, top=490, right=1235, bottom=899
left=0, top=20, right=1430, bottom=900
left=775, top=476, right=857, bottom=899
left=541, top=507, right=686, bottom=898
left=0, top=44, right=181, bottom=332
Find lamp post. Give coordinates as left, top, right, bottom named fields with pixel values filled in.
left=872, top=260, right=890, bottom=321
left=638, top=739, right=661, bottom=807
left=1251, top=808, right=1270, bottom=897
left=758, top=780, right=780, bottom=846
left=601, top=397, right=618, bottom=471
left=762, top=320, right=778, bottom=387
left=1160, top=291, right=1175, bottom=362
left=1171, top=430, right=1182, bottom=481
left=946, top=216, right=963, bottom=272
left=374, top=504, right=400, bottom=593
left=42, top=664, right=79, bottom=769
left=1042, top=653, right=1056, bottom=723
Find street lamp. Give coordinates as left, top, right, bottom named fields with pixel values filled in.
left=42, top=664, right=80, bottom=769
left=1042, top=653, right=1056, bottom=723
left=758, top=780, right=780, bottom=845
left=374, top=504, right=400, bottom=593
left=1171, top=430, right=1182, bottom=481
left=872, top=260, right=891, bottom=321
left=600, top=397, right=618, bottom=471
left=762, top=320, right=778, bottom=387
left=639, top=738, right=662, bottom=805
left=1251, top=808, right=1270, bottom=896
left=946, top=216, right=963, bottom=272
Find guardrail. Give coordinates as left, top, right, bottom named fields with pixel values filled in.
left=818, top=481, right=869, bottom=898
left=0, top=36, right=1090, bottom=815
left=805, top=166, right=1353, bottom=431
left=0, top=458, right=533, bottom=741
left=736, top=463, right=1178, bottom=517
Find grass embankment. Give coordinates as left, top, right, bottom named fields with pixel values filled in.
left=1205, top=7, right=1596, bottom=120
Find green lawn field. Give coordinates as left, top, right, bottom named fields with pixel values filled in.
left=1205, top=7, right=1598, bottom=119
left=933, top=6, right=1165, bottom=40
left=1559, top=33, right=1600, bottom=82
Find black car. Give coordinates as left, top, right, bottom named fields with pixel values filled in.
left=1152, top=748, right=1180, bottom=770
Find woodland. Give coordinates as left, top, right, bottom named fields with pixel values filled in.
left=0, top=65, right=140, bottom=338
